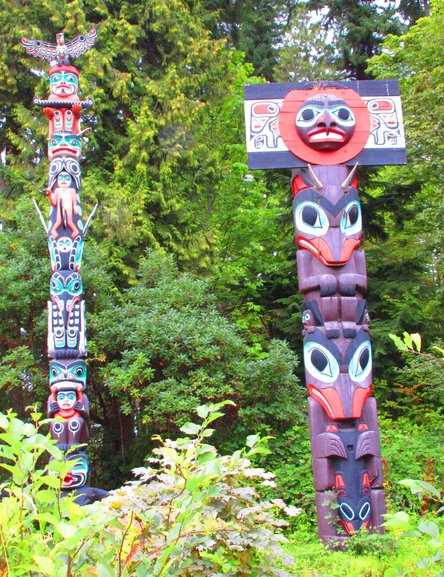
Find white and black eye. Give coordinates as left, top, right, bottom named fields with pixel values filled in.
left=340, top=201, right=362, bottom=235
left=359, top=502, right=371, bottom=520
left=330, top=105, right=356, bottom=126
left=295, top=201, right=329, bottom=236
left=67, top=277, right=83, bottom=295
left=75, top=366, right=85, bottom=377
left=51, top=276, right=63, bottom=294
left=349, top=341, right=372, bottom=383
left=340, top=503, right=355, bottom=521
left=296, top=105, right=323, bottom=127
left=304, top=342, right=339, bottom=384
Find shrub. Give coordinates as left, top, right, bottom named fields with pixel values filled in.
left=0, top=402, right=299, bottom=576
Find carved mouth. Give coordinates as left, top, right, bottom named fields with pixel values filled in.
left=308, top=128, right=346, bottom=143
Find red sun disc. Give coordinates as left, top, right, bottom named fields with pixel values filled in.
left=278, top=87, right=371, bottom=165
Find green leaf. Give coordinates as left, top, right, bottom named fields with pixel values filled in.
left=383, top=511, right=410, bottom=530
left=418, top=520, right=440, bottom=538
left=33, top=556, right=56, bottom=574
left=402, top=331, right=413, bottom=350
left=97, top=560, right=118, bottom=577
left=411, top=333, right=422, bottom=352
left=246, top=434, right=260, bottom=448
left=399, top=479, right=441, bottom=499
left=57, top=521, right=80, bottom=539
left=389, top=334, right=408, bottom=351
left=196, top=405, right=210, bottom=419
left=180, top=422, right=201, bottom=435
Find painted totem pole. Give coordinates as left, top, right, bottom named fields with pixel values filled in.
left=244, top=81, right=406, bottom=542
left=22, top=29, right=107, bottom=504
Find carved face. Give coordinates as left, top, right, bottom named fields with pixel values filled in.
left=295, top=93, right=356, bottom=151
left=56, top=390, right=77, bottom=410
left=57, top=171, right=73, bottom=188
left=336, top=469, right=371, bottom=535
left=50, top=271, right=83, bottom=299
left=48, top=157, right=82, bottom=190
left=50, top=70, right=78, bottom=97
left=50, top=359, right=87, bottom=389
left=304, top=329, right=372, bottom=420
left=62, top=452, right=89, bottom=489
left=294, top=189, right=362, bottom=265
left=56, top=237, right=73, bottom=253
left=48, top=131, right=81, bottom=159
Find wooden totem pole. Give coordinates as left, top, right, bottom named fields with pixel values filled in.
left=244, top=81, right=406, bottom=542
left=22, top=29, right=107, bottom=504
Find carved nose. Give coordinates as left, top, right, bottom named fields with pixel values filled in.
left=318, top=111, right=334, bottom=133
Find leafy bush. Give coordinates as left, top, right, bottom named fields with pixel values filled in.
left=383, top=480, right=444, bottom=577
left=0, top=402, right=299, bottom=576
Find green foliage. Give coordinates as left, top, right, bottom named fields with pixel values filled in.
left=0, top=404, right=298, bottom=576
left=383, top=480, right=444, bottom=577
left=364, top=2, right=444, bottom=375
left=88, top=250, right=303, bottom=485
left=379, top=414, right=444, bottom=514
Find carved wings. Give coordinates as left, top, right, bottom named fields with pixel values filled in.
left=21, top=28, right=97, bottom=63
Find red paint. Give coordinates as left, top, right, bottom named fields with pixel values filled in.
left=279, top=88, right=371, bottom=165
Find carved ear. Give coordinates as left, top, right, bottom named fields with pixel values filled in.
left=341, top=162, right=359, bottom=189
left=307, top=164, right=323, bottom=189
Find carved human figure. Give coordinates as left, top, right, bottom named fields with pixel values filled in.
left=48, top=385, right=89, bottom=448
left=46, top=171, right=80, bottom=238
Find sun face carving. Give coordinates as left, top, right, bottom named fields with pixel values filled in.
left=295, top=93, right=356, bottom=151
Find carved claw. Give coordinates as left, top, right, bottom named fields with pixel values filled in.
left=314, top=432, right=347, bottom=459
left=355, top=430, right=381, bottom=459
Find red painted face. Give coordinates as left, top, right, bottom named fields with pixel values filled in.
left=279, top=87, right=371, bottom=165
left=295, top=94, right=356, bottom=151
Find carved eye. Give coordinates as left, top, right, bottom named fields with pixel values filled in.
left=349, top=341, right=372, bottom=383
left=340, top=201, right=361, bottom=235
left=338, top=108, right=350, bottom=120
left=75, top=366, right=85, bottom=377
left=50, top=366, right=60, bottom=377
left=302, top=109, right=314, bottom=121
left=359, top=502, right=371, bottom=520
left=50, top=277, right=63, bottom=294
left=330, top=105, right=356, bottom=126
left=304, top=342, right=339, bottom=384
left=67, top=278, right=82, bottom=295
left=296, top=105, right=323, bottom=127
left=340, top=503, right=355, bottom=521
left=295, top=201, right=329, bottom=236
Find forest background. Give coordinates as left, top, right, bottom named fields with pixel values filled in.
left=0, top=0, right=442, bottom=544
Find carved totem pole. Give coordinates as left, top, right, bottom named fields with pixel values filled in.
left=22, top=29, right=107, bottom=504
left=244, top=81, right=406, bottom=542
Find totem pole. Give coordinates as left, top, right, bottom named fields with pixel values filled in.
left=22, top=29, right=107, bottom=504
left=244, top=81, right=406, bottom=542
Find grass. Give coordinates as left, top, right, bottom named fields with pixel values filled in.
left=284, top=530, right=443, bottom=576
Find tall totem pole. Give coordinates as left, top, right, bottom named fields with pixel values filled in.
left=22, top=29, right=107, bottom=504
left=244, top=81, right=406, bottom=542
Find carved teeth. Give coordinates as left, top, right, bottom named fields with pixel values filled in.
left=307, top=164, right=323, bottom=189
